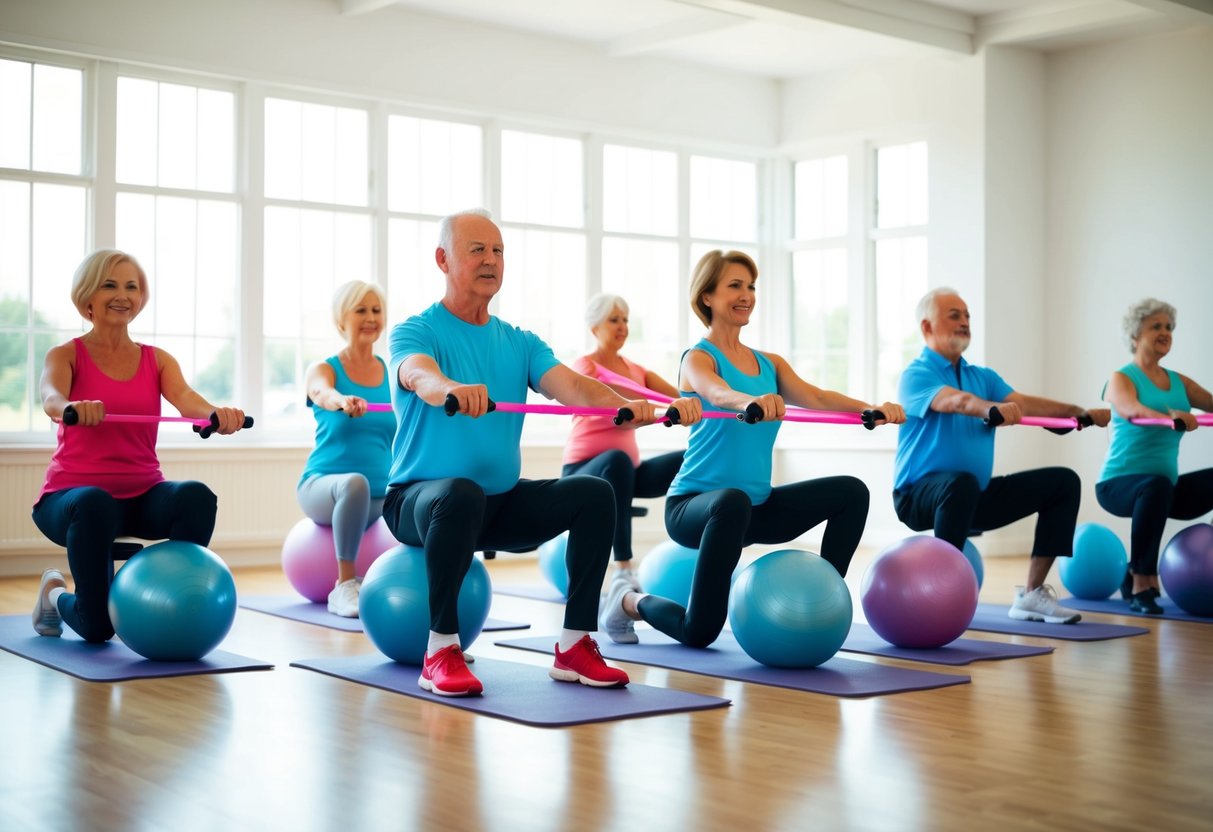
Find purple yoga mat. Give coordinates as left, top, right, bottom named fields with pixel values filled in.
left=0, top=615, right=272, bottom=682
left=239, top=596, right=530, bottom=633
left=496, top=631, right=970, bottom=697
left=1060, top=595, right=1212, bottom=623
left=291, top=653, right=730, bottom=727
left=966, top=604, right=1149, bottom=640
left=492, top=585, right=565, bottom=603
left=840, top=622, right=1054, bottom=666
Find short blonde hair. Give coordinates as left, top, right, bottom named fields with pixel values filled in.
left=585, top=293, right=628, bottom=329
left=689, top=250, right=758, bottom=327
left=332, top=280, right=386, bottom=336
left=1122, top=298, right=1177, bottom=352
left=71, top=249, right=149, bottom=321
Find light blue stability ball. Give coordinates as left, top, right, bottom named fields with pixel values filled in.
left=637, top=540, right=702, bottom=608
left=1061, top=523, right=1128, bottom=600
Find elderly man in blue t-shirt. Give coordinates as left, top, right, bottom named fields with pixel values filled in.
left=383, top=208, right=698, bottom=697
left=892, top=288, right=1109, bottom=623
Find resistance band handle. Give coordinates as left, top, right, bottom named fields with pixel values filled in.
left=742, top=402, right=764, bottom=424
left=193, top=412, right=255, bottom=439
left=613, top=407, right=635, bottom=426
left=984, top=405, right=1006, bottom=428
left=444, top=393, right=498, bottom=416
left=61, top=404, right=81, bottom=426
left=861, top=409, right=885, bottom=431
left=1174, top=417, right=1186, bottom=432
left=663, top=406, right=681, bottom=427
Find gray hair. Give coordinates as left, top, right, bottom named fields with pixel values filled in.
left=331, top=280, right=386, bottom=336
left=585, top=293, right=628, bottom=329
left=1122, top=298, right=1176, bottom=352
left=437, top=208, right=494, bottom=253
left=916, top=286, right=961, bottom=324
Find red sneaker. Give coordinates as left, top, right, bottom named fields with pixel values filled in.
left=419, top=644, right=484, bottom=697
left=550, top=635, right=629, bottom=688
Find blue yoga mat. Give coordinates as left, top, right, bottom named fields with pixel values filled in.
left=840, top=622, right=1054, bottom=666
left=291, top=653, right=730, bottom=727
left=496, top=631, right=969, bottom=697
left=966, top=604, right=1149, bottom=640
left=1060, top=595, right=1212, bottom=623
left=240, top=595, right=530, bottom=633
left=492, top=585, right=565, bottom=604
left=0, top=615, right=273, bottom=682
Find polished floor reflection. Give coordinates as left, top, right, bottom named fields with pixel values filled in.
left=2, top=552, right=1209, bottom=831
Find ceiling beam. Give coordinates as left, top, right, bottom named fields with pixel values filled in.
left=673, top=0, right=975, bottom=53
left=607, top=8, right=749, bottom=56
left=339, top=0, right=398, bottom=16
left=977, top=1, right=1158, bottom=47
left=1120, top=0, right=1213, bottom=21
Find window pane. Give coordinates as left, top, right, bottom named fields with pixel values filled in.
left=264, top=98, right=302, bottom=200
left=875, top=236, right=928, bottom=400
left=30, top=184, right=87, bottom=331
left=603, top=144, right=677, bottom=236
left=690, top=156, right=756, bottom=242
left=197, top=88, right=235, bottom=192
left=794, top=156, right=847, bottom=240
left=791, top=249, right=849, bottom=393
left=265, top=99, right=368, bottom=207
left=877, top=141, right=928, bottom=229
left=158, top=83, right=198, bottom=190
left=387, top=217, right=441, bottom=322
left=195, top=200, right=239, bottom=338
left=495, top=227, right=586, bottom=359
left=116, top=77, right=158, bottom=186
left=32, top=64, right=82, bottom=175
left=500, top=130, right=583, bottom=228
left=601, top=237, right=680, bottom=380
left=0, top=329, right=29, bottom=431
left=0, top=181, right=32, bottom=306
left=388, top=116, right=482, bottom=216
left=0, top=59, right=33, bottom=169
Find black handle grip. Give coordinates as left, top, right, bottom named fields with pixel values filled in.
left=193, top=412, right=255, bottom=439
left=861, top=409, right=885, bottom=431
left=983, top=405, right=1005, bottom=428
left=1173, top=417, right=1186, bottom=432
left=62, top=404, right=79, bottom=426
left=742, top=402, right=763, bottom=423
left=612, top=407, right=635, bottom=426
left=1076, top=412, right=1094, bottom=430
left=663, top=406, right=681, bottom=427
left=443, top=392, right=497, bottom=416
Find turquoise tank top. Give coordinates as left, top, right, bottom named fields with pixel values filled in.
left=1099, top=363, right=1189, bottom=485
left=668, top=339, right=781, bottom=504
left=300, top=356, right=395, bottom=496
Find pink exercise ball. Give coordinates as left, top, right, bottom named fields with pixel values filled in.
left=860, top=535, right=979, bottom=648
left=281, top=517, right=398, bottom=602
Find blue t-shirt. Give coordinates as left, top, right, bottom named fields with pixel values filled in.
left=1099, top=363, right=1189, bottom=485
left=893, top=346, right=1014, bottom=491
left=668, top=340, right=781, bottom=505
left=388, top=302, right=560, bottom=495
left=300, top=356, right=395, bottom=497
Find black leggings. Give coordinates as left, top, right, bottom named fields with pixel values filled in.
left=641, top=476, right=870, bottom=648
left=561, top=449, right=684, bottom=562
left=893, top=467, right=1080, bottom=558
left=31, top=481, right=218, bottom=643
left=383, top=476, right=613, bottom=633
left=1095, top=469, right=1213, bottom=575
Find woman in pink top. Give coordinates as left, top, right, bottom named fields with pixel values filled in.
left=561, top=294, right=701, bottom=640
left=30, top=249, right=248, bottom=643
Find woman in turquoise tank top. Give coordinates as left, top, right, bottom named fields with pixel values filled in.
left=600, top=250, right=906, bottom=650
left=1096, top=298, right=1213, bottom=614
left=297, top=281, right=395, bottom=617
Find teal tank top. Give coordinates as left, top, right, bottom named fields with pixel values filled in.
left=668, top=340, right=781, bottom=504
left=1099, top=363, right=1189, bottom=485
left=300, top=356, right=395, bottom=496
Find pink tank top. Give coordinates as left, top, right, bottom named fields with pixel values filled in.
left=562, top=355, right=647, bottom=467
left=38, top=338, right=165, bottom=503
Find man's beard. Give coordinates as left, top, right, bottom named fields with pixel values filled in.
left=948, top=335, right=971, bottom=354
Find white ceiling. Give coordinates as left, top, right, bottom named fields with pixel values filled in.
left=339, top=0, right=1211, bottom=79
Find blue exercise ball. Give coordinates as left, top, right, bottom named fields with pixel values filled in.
left=1061, top=523, right=1127, bottom=600
left=537, top=533, right=569, bottom=598
left=360, top=545, right=492, bottom=664
left=108, top=540, right=237, bottom=661
left=861, top=536, right=978, bottom=649
left=638, top=540, right=701, bottom=607
left=1160, top=523, right=1213, bottom=616
left=961, top=539, right=985, bottom=589
left=728, top=549, right=853, bottom=668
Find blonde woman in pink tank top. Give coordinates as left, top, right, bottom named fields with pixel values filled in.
left=30, top=249, right=249, bottom=643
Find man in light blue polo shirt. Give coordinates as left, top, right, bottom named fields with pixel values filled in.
left=893, top=288, right=1109, bottom=623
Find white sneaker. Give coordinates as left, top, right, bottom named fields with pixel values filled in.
left=327, top=577, right=361, bottom=618
left=599, top=572, right=639, bottom=644
left=616, top=565, right=642, bottom=592
left=1009, top=584, right=1081, bottom=624
left=33, top=568, right=66, bottom=637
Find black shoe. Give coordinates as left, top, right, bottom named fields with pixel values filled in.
left=1129, top=591, right=1164, bottom=615
left=1119, top=569, right=1133, bottom=600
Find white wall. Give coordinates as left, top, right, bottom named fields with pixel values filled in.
left=1045, top=26, right=1213, bottom=548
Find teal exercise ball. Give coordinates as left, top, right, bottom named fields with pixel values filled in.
left=1061, top=523, right=1127, bottom=600
left=537, top=533, right=569, bottom=598
left=638, top=540, right=701, bottom=607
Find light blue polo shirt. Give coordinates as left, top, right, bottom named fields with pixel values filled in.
left=1099, top=363, right=1189, bottom=485
left=893, top=346, right=1014, bottom=491
left=668, top=340, right=781, bottom=505
left=300, top=355, right=395, bottom=497
left=388, top=302, right=560, bottom=495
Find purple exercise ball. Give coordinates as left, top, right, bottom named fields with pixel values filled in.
left=861, top=535, right=979, bottom=648
left=1159, top=523, right=1213, bottom=617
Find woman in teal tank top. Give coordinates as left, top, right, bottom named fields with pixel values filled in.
left=297, top=281, right=395, bottom=617
left=600, top=250, right=906, bottom=650
left=1096, top=298, right=1213, bottom=614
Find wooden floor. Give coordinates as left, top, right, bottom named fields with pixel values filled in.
left=1, top=551, right=1210, bottom=832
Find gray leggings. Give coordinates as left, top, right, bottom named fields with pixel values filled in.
left=297, top=473, right=386, bottom=562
